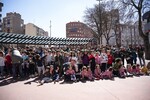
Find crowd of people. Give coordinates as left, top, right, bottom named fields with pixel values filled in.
left=0, top=45, right=149, bottom=85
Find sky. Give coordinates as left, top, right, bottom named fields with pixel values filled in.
left=2, top=0, right=99, bottom=38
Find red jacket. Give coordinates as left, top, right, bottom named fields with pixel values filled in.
left=107, top=54, right=113, bottom=65
left=5, top=54, right=12, bottom=65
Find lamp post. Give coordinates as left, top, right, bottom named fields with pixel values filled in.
left=50, top=20, right=51, bottom=37
left=96, top=0, right=102, bottom=46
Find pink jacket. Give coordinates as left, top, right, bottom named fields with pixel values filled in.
left=119, top=66, right=125, bottom=73
left=81, top=70, right=88, bottom=78
left=87, top=70, right=93, bottom=79
left=136, top=66, right=141, bottom=73
left=127, top=67, right=133, bottom=73
left=119, top=66, right=126, bottom=77
left=94, top=68, right=101, bottom=77
left=66, top=69, right=75, bottom=75
left=102, top=70, right=112, bottom=78
left=95, top=55, right=101, bottom=64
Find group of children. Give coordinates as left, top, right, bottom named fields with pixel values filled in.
left=0, top=46, right=150, bottom=86
left=38, top=59, right=150, bottom=85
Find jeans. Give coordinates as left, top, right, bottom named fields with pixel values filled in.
left=12, top=63, right=23, bottom=78
left=139, top=56, right=145, bottom=66
left=41, top=77, right=52, bottom=83
left=0, top=66, right=4, bottom=76
left=37, top=66, right=45, bottom=75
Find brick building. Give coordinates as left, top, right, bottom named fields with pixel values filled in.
left=2, top=12, right=24, bottom=34
left=66, top=21, right=94, bottom=38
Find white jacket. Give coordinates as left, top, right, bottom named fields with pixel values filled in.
left=0, top=57, right=5, bottom=66
left=100, top=53, right=108, bottom=63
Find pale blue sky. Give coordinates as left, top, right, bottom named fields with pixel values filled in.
left=2, top=0, right=98, bottom=37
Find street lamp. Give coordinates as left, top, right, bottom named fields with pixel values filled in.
left=96, top=0, right=102, bottom=46
left=50, top=20, right=52, bottom=37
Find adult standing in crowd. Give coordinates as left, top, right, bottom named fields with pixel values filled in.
left=5, top=48, right=12, bottom=76
left=119, top=47, right=126, bottom=65
left=82, top=50, right=89, bottom=67
left=11, top=48, right=23, bottom=79
left=107, top=50, right=113, bottom=69
left=137, top=45, right=145, bottom=66
left=95, top=52, right=101, bottom=66
left=0, top=50, right=5, bottom=78
left=55, top=51, right=64, bottom=77
left=89, top=50, right=96, bottom=74
left=100, top=49, right=108, bottom=72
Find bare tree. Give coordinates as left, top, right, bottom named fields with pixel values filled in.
left=84, top=5, right=102, bottom=45
left=84, top=0, right=119, bottom=46
left=102, top=10, right=116, bottom=45
left=119, top=0, right=150, bottom=60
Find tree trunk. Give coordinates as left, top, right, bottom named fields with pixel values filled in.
left=106, top=38, right=109, bottom=45
left=138, top=10, right=150, bottom=60
left=143, top=34, right=150, bottom=60
left=97, top=37, right=101, bottom=45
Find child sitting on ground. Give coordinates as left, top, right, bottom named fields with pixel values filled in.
left=101, top=67, right=113, bottom=79
left=94, top=64, right=101, bottom=80
left=53, top=66, right=60, bottom=84
left=127, top=64, right=133, bottom=74
left=113, top=58, right=122, bottom=77
left=141, top=66, right=149, bottom=75
left=136, top=64, right=141, bottom=75
left=65, top=65, right=76, bottom=82
left=81, top=66, right=93, bottom=82
left=38, top=66, right=52, bottom=86
left=119, top=66, right=126, bottom=78
left=132, top=64, right=141, bottom=75
left=87, top=66, right=94, bottom=81
left=147, top=62, right=150, bottom=70
left=126, top=64, right=133, bottom=77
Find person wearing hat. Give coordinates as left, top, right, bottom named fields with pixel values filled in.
left=113, top=58, right=122, bottom=77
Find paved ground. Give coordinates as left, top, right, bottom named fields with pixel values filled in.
left=0, top=75, right=150, bottom=100
left=0, top=60, right=149, bottom=100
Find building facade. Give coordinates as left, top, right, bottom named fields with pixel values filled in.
left=120, top=22, right=144, bottom=47
left=2, top=12, right=24, bottom=34
left=25, top=23, right=48, bottom=36
left=66, top=21, right=94, bottom=38
left=0, top=1, right=3, bottom=32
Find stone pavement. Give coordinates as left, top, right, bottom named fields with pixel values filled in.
left=0, top=59, right=149, bottom=100
left=0, top=75, right=150, bottom=100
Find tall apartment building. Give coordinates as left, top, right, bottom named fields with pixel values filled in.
left=25, top=23, right=48, bottom=36
left=2, top=12, right=24, bottom=34
left=0, top=1, right=3, bottom=32
left=66, top=21, right=94, bottom=38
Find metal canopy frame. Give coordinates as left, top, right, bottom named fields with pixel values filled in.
left=0, top=32, right=93, bottom=45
